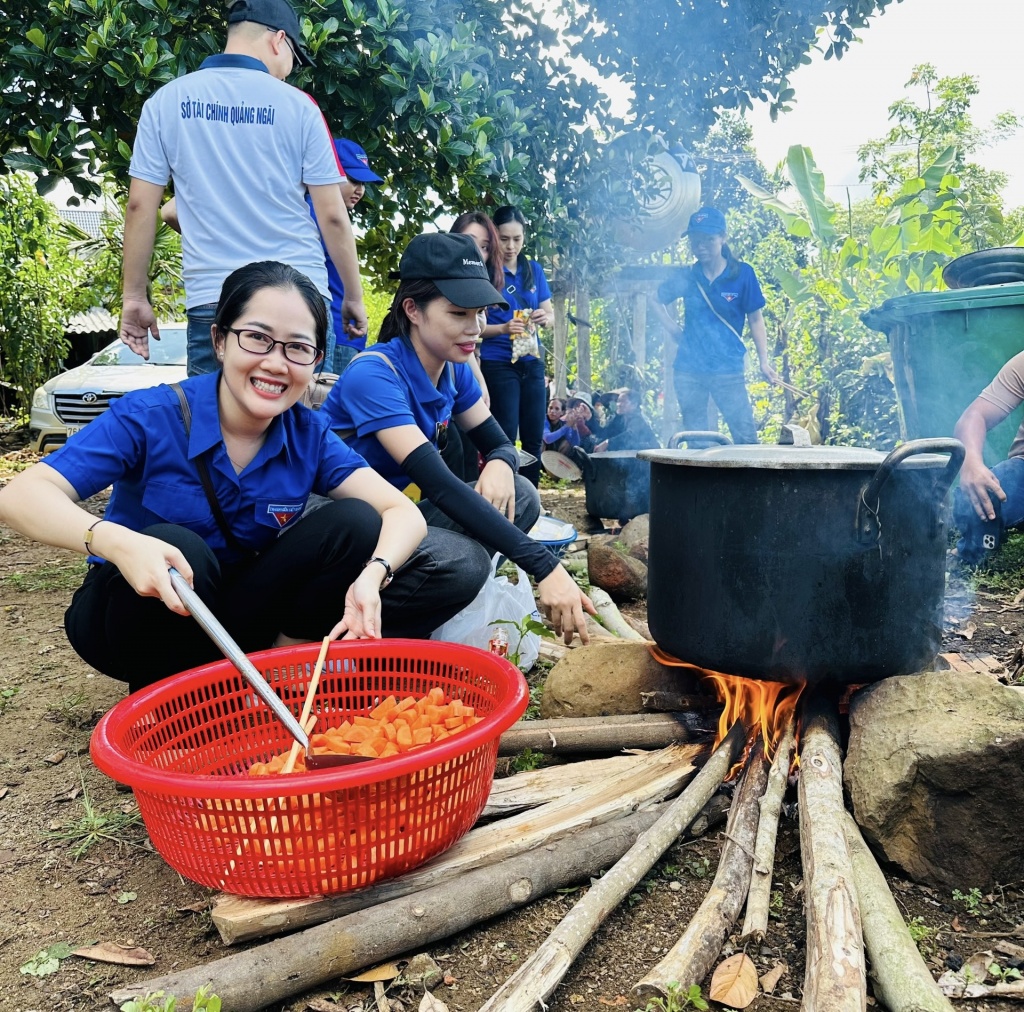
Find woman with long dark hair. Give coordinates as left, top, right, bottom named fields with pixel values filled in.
left=479, top=205, right=553, bottom=486
left=321, top=232, right=595, bottom=645
left=0, top=261, right=432, bottom=693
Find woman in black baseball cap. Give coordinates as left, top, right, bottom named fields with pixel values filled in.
left=321, top=232, right=596, bottom=646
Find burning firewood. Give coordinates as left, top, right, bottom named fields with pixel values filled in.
left=633, top=734, right=773, bottom=1003
left=843, top=811, right=954, bottom=1012
left=799, top=694, right=866, bottom=1012
left=474, top=722, right=746, bottom=1012
left=740, top=712, right=797, bottom=944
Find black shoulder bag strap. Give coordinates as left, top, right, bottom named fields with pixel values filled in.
left=171, top=383, right=255, bottom=558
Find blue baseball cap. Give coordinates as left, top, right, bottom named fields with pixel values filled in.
left=686, top=206, right=727, bottom=236
left=333, top=139, right=383, bottom=184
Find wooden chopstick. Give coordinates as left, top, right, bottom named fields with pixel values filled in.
left=281, top=636, right=331, bottom=774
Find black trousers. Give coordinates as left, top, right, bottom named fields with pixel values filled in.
left=65, top=499, right=484, bottom=693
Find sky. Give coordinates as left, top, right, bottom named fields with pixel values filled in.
left=746, top=0, right=1023, bottom=208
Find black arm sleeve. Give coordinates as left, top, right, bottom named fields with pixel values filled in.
left=400, top=442, right=559, bottom=581
left=463, top=416, right=519, bottom=472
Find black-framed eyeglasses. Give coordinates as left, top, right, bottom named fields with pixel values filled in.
left=269, top=27, right=300, bottom=66
left=225, top=328, right=323, bottom=367
left=433, top=420, right=449, bottom=452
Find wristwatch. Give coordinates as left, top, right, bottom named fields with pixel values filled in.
left=364, top=556, right=394, bottom=588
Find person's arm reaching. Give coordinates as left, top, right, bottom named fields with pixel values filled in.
left=954, top=397, right=1013, bottom=521
left=120, top=177, right=166, bottom=360
left=747, top=309, right=780, bottom=384
left=308, top=183, right=368, bottom=339
left=650, top=296, right=684, bottom=343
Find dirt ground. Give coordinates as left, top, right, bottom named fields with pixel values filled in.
left=2, top=435, right=1024, bottom=1012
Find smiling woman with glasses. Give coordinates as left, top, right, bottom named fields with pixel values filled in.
left=321, top=233, right=597, bottom=648
left=0, top=260, right=463, bottom=697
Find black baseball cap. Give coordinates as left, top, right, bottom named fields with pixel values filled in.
left=227, top=0, right=315, bottom=67
left=393, top=233, right=509, bottom=309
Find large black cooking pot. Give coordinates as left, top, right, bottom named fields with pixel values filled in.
left=640, top=438, right=964, bottom=685
left=580, top=431, right=731, bottom=521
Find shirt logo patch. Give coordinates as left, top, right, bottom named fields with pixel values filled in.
left=722, top=292, right=739, bottom=302
left=267, top=503, right=303, bottom=527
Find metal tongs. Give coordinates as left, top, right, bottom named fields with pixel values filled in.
left=168, top=568, right=372, bottom=769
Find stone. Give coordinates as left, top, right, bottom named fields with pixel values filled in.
left=844, top=670, right=1024, bottom=889
left=618, top=514, right=650, bottom=563
left=587, top=540, right=648, bottom=601
left=540, top=641, right=700, bottom=718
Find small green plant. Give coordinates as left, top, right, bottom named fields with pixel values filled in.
left=524, top=683, right=544, bottom=720
left=768, top=888, right=785, bottom=919
left=638, top=981, right=709, bottom=1011
left=491, top=614, right=554, bottom=670
left=120, top=986, right=222, bottom=1012
left=906, top=916, right=937, bottom=956
left=953, top=887, right=984, bottom=914
left=46, top=689, right=90, bottom=726
left=510, top=747, right=546, bottom=773
left=48, top=780, right=144, bottom=859
left=988, top=962, right=1023, bottom=983
left=20, top=942, right=73, bottom=976
left=0, top=685, right=19, bottom=715
left=682, top=854, right=711, bottom=879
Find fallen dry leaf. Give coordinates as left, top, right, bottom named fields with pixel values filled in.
left=597, top=998, right=630, bottom=1007
left=54, top=786, right=81, bottom=803
left=345, top=960, right=402, bottom=982
left=419, top=993, right=449, bottom=1012
left=759, top=960, right=788, bottom=994
left=958, top=621, right=977, bottom=641
left=952, top=915, right=965, bottom=932
left=965, top=950, right=993, bottom=983
left=71, top=942, right=155, bottom=966
left=0, top=786, right=8, bottom=801
left=43, top=750, right=67, bottom=765
left=710, top=952, right=758, bottom=1008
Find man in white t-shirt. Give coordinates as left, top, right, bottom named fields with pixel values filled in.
left=952, top=350, right=1024, bottom=563
left=119, top=0, right=367, bottom=376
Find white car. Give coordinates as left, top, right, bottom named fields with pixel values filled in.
left=29, top=325, right=188, bottom=454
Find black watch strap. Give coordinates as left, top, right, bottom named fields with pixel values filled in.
left=364, top=556, right=394, bottom=588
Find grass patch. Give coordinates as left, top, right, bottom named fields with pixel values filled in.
left=965, top=530, right=1024, bottom=594
left=46, top=689, right=92, bottom=728
left=3, top=557, right=88, bottom=593
left=48, top=780, right=145, bottom=859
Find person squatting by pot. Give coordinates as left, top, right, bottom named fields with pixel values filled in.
left=951, top=351, right=1024, bottom=564
left=594, top=388, right=659, bottom=452
left=652, top=206, right=781, bottom=444
left=0, top=262, right=445, bottom=695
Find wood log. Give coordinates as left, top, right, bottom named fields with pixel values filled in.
left=740, top=713, right=797, bottom=943
left=477, top=722, right=747, bottom=1012
left=212, top=742, right=704, bottom=945
left=589, top=586, right=646, bottom=639
left=799, top=694, right=866, bottom=1012
left=684, top=792, right=732, bottom=839
left=482, top=754, right=646, bottom=819
left=843, top=811, right=954, bottom=1012
left=110, top=807, right=666, bottom=1011
left=640, top=690, right=721, bottom=714
left=633, top=737, right=772, bottom=1002
left=498, top=712, right=712, bottom=756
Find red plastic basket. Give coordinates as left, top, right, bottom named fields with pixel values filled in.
left=91, top=639, right=527, bottom=898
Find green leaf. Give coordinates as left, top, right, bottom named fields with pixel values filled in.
left=417, top=85, right=432, bottom=109
left=26, top=28, right=47, bottom=50
left=785, top=145, right=837, bottom=247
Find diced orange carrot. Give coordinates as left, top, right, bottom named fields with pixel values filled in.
left=396, top=724, right=413, bottom=749
left=444, top=716, right=466, bottom=730
left=352, top=715, right=379, bottom=728
left=427, top=686, right=445, bottom=706
left=354, top=742, right=379, bottom=758
left=370, top=695, right=397, bottom=720
left=382, top=722, right=397, bottom=742
left=380, top=743, right=399, bottom=758
left=395, top=696, right=417, bottom=713
left=412, top=727, right=433, bottom=745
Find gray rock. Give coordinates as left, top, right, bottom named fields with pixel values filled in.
left=541, top=641, right=700, bottom=718
left=619, top=514, right=650, bottom=563
left=845, top=671, right=1024, bottom=889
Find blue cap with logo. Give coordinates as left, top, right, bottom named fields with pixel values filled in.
left=686, top=206, right=727, bottom=236
left=333, top=139, right=383, bottom=184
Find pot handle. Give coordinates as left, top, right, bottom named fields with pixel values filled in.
left=668, top=430, right=733, bottom=449
left=856, top=437, right=965, bottom=544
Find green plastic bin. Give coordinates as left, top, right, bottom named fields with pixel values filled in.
left=861, top=282, right=1024, bottom=465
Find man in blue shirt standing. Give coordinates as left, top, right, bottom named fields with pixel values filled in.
left=309, top=138, right=384, bottom=375
left=653, top=207, right=780, bottom=444
left=119, top=0, right=368, bottom=376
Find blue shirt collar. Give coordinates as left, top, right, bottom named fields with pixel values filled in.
left=199, top=54, right=269, bottom=74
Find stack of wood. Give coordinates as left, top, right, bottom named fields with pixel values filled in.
left=109, top=692, right=954, bottom=1012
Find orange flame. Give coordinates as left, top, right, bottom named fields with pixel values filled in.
left=702, top=671, right=803, bottom=759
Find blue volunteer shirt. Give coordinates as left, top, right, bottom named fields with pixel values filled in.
left=656, top=257, right=766, bottom=374
left=44, top=372, right=367, bottom=563
left=482, top=259, right=552, bottom=363
left=320, top=338, right=482, bottom=490
left=306, top=198, right=366, bottom=354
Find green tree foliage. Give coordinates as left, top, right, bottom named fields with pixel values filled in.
left=0, top=174, right=89, bottom=413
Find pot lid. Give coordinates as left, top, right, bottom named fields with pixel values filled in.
left=861, top=281, right=1024, bottom=331
left=943, top=247, right=1024, bottom=289
left=638, top=445, right=951, bottom=470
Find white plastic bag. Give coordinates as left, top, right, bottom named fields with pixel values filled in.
left=431, top=555, right=541, bottom=671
